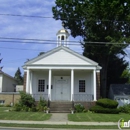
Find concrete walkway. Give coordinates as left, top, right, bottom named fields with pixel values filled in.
left=0, top=113, right=117, bottom=126
left=47, top=113, right=68, bottom=122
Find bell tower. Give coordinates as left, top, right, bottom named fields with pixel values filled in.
left=56, top=23, right=70, bottom=47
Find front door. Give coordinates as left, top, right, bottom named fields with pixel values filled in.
left=53, top=76, right=70, bottom=101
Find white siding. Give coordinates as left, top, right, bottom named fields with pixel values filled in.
left=74, top=70, right=93, bottom=95
left=32, top=71, right=48, bottom=101
left=2, top=74, right=16, bottom=92
left=33, top=50, right=91, bottom=65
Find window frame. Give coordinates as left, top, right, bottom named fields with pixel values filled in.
left=38, top=79, right=45, bottom=92
left=79, top=80, right=86, bottom=93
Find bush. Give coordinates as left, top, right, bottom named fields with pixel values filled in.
left=13, top=103, right=22, bottom=111
left=19, top=91, right=35, bottom=108
left=118, top=104, right=130, bottom=113
left=90, top=105, right=120, bottom=114
left=30, top=106, right=37, bottom=112
left=37, top=97, right=47, bottom=112
left=0, top=105, right=4, bottom=107
left=96, top=98, right=118, bottom=108
left=13, top=91, right=36, bottom=112
left=74, top=103, right=85, bottom=113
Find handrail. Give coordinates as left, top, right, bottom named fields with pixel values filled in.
left=73, top=94, right=93, bottom=101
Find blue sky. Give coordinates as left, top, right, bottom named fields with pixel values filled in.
left=0, top=0, right=83, bottom=77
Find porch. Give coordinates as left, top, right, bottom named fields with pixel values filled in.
left=25, top=68, right=97, bottom=102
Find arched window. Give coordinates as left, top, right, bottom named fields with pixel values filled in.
left=61, top=35, right=64, bottom=40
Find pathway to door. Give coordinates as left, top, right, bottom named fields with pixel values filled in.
left=47, top=113, right=68, bottom=122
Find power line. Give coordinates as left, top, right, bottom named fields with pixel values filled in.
left=0, top=46, right=44, bottom=51
left=0, top=40, right=129, bottom=45
left=0, top=13, right=129, bottom=22
left=0, top=13, right=53, bottom=19
left=0, top=37, right=129, bottom=45
left=0, top=37, right=80, bottom=43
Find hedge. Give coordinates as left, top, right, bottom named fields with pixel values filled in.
left=90, top=105, right=120, bottom=114
left=96, top=98, right=118, bottom=108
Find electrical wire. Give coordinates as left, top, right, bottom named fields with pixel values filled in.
left=0, top=13, right=129, bottom=22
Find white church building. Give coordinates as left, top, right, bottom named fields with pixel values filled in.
left=22, top=26, right=101, bottom=109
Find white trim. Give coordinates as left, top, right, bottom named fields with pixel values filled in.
left=23, top=46, right=100, bottom=66
left=71, top=69, right=74, bottom=101
left=78, top=79, right=86, bottom=93
left=93, top=69, right=97, bottom=101
left=48, top=69, right=52, bottom=101
left=37, top=79, right=46, bottom=93
left=26, top=69, right=30, bottom=93
left=27, top=66, right=97, bottom=70
left=30, top=71, right=32, bottom=94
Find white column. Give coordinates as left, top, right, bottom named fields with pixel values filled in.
left=30, top=71, right=33, bottom=95
left=48, top=69, right=52, bottom=101
left=71, top=69, right=74, bottom=101
left=93, top=69, right=97, bottom=101
left=26, top=69, right=30, bottom=93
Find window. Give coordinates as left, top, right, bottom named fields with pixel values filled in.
left=61, top=35, right=64, bottom=40
left=0, top=100, right=5, bottom=105
left=38, top=79, right=45, bottom=92
left=79, top=80, right=85, bottom=92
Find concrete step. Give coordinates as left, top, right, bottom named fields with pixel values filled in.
left=49, top=101, right=73, bottom=113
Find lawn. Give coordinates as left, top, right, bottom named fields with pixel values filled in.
left=68, top=112, right=130, bottom=122
left=0, top=107, right=51, bottom=121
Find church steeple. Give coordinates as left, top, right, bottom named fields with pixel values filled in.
left=56, top=22, right=70, bottom=47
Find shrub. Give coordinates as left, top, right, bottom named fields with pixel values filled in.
left=19, top=91, right=35, bottom=108
left=90, top=105, right=119, bottom=114
left=30, top=106, right=37, bottom=112
left=37, top=97, right=47, bottom=112
left=96, top=98, right=118, bottom=108
left=13, top=91, right=36, bottom=112
left=118, top=104, right=130, bottom=113
left=13, top=103, right=22, bottom=111
left=74, top=103, right=85, bottom=113
left=0, top=104, right=4, bottom=107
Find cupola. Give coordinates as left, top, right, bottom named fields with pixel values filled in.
left=56, top=23, right=70, bottom=47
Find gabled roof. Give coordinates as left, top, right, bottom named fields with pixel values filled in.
left=23, top=46, right=101, bottom=69
left=110, top=84, right=130, bottom=95
left=0, top=71, right=16, bottom=81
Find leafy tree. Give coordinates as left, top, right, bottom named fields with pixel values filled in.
left=14, top=67, right=23, bottom=85
left=121, top=67, right=130, bottom=83
left=52, top=0, right=130, bottom=97
left=107, top=55, right=129, bottom=96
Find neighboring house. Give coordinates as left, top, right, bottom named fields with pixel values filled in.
left=0, top=71, right=20, bottom=105
left=108, top=84, right=130, bottom=107
left=22, top=27, right=102, bottom=111
left=0, top=71, right=17, bottom=92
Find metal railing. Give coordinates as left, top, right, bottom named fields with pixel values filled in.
left=31, top=94, right=48, bottom=101
left=73, top=94, right=93, bottom=101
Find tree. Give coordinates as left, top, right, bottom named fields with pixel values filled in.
left=52, top=0, right=130, bottom=97
left=107, top=55, right=129, bottom=96
left=121, top=67, right=130, bottom=84
left=14, top=67, right=23, bottom=85
left=0, top=53, right=3, bottom=71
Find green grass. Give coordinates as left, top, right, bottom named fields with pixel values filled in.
left=68, top=113, right=130, bottom=122
left=0, top=123, right=124, bottom=129
left=0, top=107, right=51, bottom=121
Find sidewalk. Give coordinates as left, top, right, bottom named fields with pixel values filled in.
left=0, top=113, right=117, bottom=126
left=0, top=120, right=117, bottom=125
